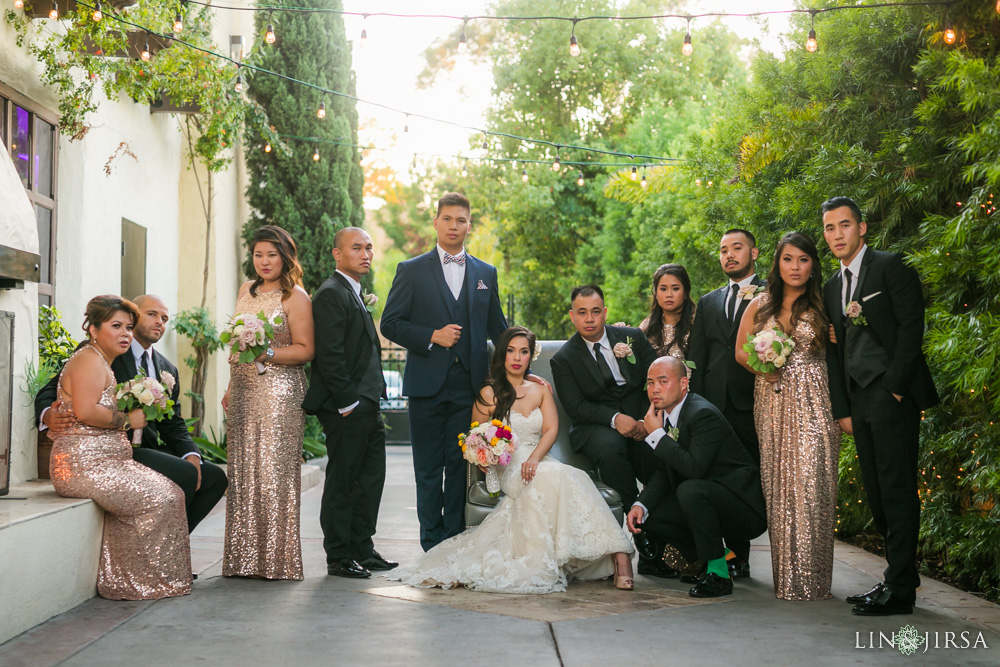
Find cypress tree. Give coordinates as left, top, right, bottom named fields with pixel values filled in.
left=242, top=0, right=364, bottom=293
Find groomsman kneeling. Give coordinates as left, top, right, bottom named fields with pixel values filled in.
left=626, top=356, right=767, bottom=597
left=304, top=227, right=394, bottom=578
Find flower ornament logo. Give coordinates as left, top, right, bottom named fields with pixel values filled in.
left=896, top=625, right=925, bottom=655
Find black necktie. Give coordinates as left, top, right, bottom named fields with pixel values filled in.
left=843, top=269, right=853, bottom=312
left=139, top=350, right=151, bottom=377
left=593, top=342, right=617, bottom=387
left=726, top=284, right=740, bottom=322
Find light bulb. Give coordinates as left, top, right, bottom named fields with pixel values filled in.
left=264, top=143, right=272, bottom=153
left=313, top=147, right=320, bottom=162
left=682, top=32, right=693, bottom=57
left=403, top=121, right=409, bottom=133
left=461, top=163, right=469, bottom=177
left=14, top=0, right=23, bottom=9
left=360, top=28, right=367, bottom=48
left=640, top=174, right=648, bottom=189
left=458, top=31, right=468, bottom=53
left=317, top=102, right=326, bottom=119
left=48, top=1, right=58, bottom=20
left=173, top=13, right=182, bottom=33
left=552, top=156, right=561, bottom=171
left=806, top=29, right=817, bottom=53
left=569, top=34, right=580, bottom=57
left=265, top=24, right=276, bottom=44
left=140, top=40, right=151, bottom=62
left=630, top=166, right=638, bottom=181
left=996, top=0, right=1000, bottom=15
left=481, top=136, right=489, bottom=150
left=577, top=172, right=584, bottom=187
left=92, top=2, right=102, bottom=21
left=234, top=73, right=243, bottom=93
left=943, top=25, right=956, bottom=45
left=521, top=169, right=528, bottom=183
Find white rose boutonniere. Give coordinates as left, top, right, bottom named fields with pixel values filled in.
left=613, top=337, right=636, bottom=365
left=362, top=291, right=378, bottom=313
left=738, top=284, right=765, bottom=301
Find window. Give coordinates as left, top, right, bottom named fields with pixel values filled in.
left=0, top=83, right=58, bottom=307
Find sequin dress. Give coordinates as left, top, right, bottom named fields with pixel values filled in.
left=752, top=297, right=840, bottom=601
left=639, top=316, right=690, bottom=361
left=50, top=345, right=191, bottom=600
left=390, top=408, right=634, bottom=594
left=223, top=288, right=307, bottom=580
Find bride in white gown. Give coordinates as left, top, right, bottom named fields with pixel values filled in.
left=391, top=326, right=635, bottom=594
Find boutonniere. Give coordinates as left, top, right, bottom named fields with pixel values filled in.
left=159, top=370, right=176, bottom=393
left=668, top=426, right=680, bottom=441
left=362, top=291, right=378, bottom=312
left=739, top=284, right=765, bottom=301
left=613, top=337, right=636, bottom=365
left=845, top=300, right=868, bottom=326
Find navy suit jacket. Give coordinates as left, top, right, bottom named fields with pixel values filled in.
left=380, top=249, right=508, bottom=398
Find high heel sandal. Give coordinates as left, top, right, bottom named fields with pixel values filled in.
left=614, top=556, right=635, bottom=591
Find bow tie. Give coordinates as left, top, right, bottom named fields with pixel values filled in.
left=443, top=252, right=466, bottom=267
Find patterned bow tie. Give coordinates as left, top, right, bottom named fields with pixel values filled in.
left=443, top=252, right=466, bottom=267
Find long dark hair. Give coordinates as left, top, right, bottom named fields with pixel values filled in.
left=248, top=225, right=304, bottom=299
left=479, top=326, right=536, bottom=423
left=754, top=232, right=829, bottom=350
left=645, top=264, right=695, bottom=356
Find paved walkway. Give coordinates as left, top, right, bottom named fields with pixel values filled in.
left=2, top=447, right=998, bottom=666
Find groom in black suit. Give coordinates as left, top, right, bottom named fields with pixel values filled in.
left=381, top=192, right=510, bottom=551
left=36, top=295, right=228, bottom=532
left=822, top=197, right=939, bottom=616
left=687, top=228, right=764, bottom=578
left=304, top=227, right=392, bottom=578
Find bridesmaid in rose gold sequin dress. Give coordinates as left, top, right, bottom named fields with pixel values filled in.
left=223, top=226, right=314, bottom=580
left=638, top=264, right=696, bottom=368
left=51, top=297, right=191, bottom=600
left=736, top=233, right=840, bottom=602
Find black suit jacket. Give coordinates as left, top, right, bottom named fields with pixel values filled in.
left=303, top=272, right=386, bottom=415
left=550, top=325, right=656, bottom=451
left=688, top=275, right=766, bottom=413
left=380, top=249, right=508, bottom=398
left=35, top=345, right=199, bottom=459
left=637, top=393, right=765, bottom=519
left=824, top=248, right=938, bottom=419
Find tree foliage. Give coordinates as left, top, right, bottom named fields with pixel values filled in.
left=241, top=0, right=364, bottom=293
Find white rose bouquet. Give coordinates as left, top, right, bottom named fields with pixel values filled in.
left=115, top=371, right=176, bottom=445
left=742, top=327, right=795, bottom=393
left=220, top=311, right=282, bottom=374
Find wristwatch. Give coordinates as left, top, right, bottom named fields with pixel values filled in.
left=265, top=347, right=275, bottom=361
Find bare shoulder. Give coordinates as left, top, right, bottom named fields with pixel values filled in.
left=238, top=280, right=254, bottom=298
left=478, top=384, right=497, bottom=405
left=287, top=285, right=312, bottom=305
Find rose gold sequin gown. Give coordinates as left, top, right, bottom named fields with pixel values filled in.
left=639, top=316, right=691, bottom=360
left=753, top=300, right=840, bottom=601
left=223, top=288, right=307, bottom=580
left=50, top=346, right=192, bottom=600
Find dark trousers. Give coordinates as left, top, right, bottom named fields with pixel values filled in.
left=317, top=398, right=387, bottom=563
left=578, top=425, right=658, bottom=510
left=409, top=363, right=474, bottom=551
left=131, top=447, right=228, bottom=532
left=644, top=479, right=767, bottom=564
left=850, top=381, right=921, bottom=603
left=721, top=403, right=759, bottom=563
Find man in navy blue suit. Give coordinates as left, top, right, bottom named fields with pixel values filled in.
left=381, top=192, right=510, bottom=551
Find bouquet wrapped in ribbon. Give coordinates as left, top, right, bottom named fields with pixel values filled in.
left=220, top=311, right=282, bottom=374
left=115, top=370, right=176, bottom=445
left=742, top=327, right=796, bottom=393
left=459, top=419, right=519, bottom=496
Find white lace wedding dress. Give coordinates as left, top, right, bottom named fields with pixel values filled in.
left=390, top=408, right=634, bottom=594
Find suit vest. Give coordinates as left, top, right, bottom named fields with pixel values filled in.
left=451, top=285, right=472, bottom=371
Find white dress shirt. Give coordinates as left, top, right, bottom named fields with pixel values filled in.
left=587, top=330, right=627, bottom=428
left=840, top=244, right=868, bottom=312
left=436, top=244, right=466, bottom=300
left=335, top=269, right=363, bottom=415
left=634, top=393, right=689, bottom=522
left=723, top=273, right=757, bottom=318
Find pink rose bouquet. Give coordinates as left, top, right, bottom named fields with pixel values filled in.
left=742, top=327, right=795, bottom=393
left=459, top=419, right=519, bottom=496
left=115, top=372, right=176, bottom=445
left=220, top=311, right=282, bottom=374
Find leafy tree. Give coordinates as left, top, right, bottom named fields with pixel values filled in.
left=242, top=0, right=364, bottom=293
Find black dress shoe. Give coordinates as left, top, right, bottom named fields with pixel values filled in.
left=633, top=531, right=660, bottom=562
left=680, top=564, right=707, bottom=584
left=192, top=573, right=198, bottom=581
left=846, top=581, right=886, bottom=605
left=851, top=587, right=913, bottom=616
left=359, top=551, right=398, bottom=571
left=689, top=573, right=733, bottom=598
left=728, top=559, right=750, bottom=579
left=327, top=558, right=371, bottom=579
left=637, top=559, right=680, bottom=578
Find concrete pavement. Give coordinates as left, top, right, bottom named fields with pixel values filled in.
left=2, top=447, right=998, bottom=666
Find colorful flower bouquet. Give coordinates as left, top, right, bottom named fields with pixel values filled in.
left=459, top=419, right=519, bottom=496
left=115, top=371, right=176, bottom=445
left=743, top=327, right=796, bottom=393
left=220, top=311, right=282, bottom=374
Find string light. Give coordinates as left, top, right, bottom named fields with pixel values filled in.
left=641, top=172, right=648, bottom=189
left=521, top=168, right=528, bottom=182
left=173, top=12, right=183, bottom=33
left=403, top=114, right=409, bottom=133
left=92, top=1, right=102, bottom=21
left=313, top=146, right=320, bottom=161
left=458, top=19, right=468, bottom=53
left=234, top=71, right=244, bottom=93
left=265, top=23, right=276, bottom=44
left=360, top=13, right=368, bottom=48
left=481, top=133, right=489, bottom=150
left=569, top=20, right=581, bottom=57
left=264, top=142, right=272, bottom=153
left=577, top=171, right=585, bottom=186
left=630, top=165, right=638, bottom=181
left=461, top=161, right=469, bottom=177
left=682, top=18, right=693, bottom=56
left=943, top=22, right=956, bottom=45
left=13, top=0, right=23, bottom=9
left=140, top=36, right=152, bottom=62
left=317, top=101, right=326, bottom=119
left=806, top=11, right=817, bottom=52
left=48, top=1, right=59, bottom=20
left=552, top=152, right=561, bottom=171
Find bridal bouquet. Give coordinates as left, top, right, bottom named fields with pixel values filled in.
left=743, top=328, right=795, bottom=393
left=115, top=371, right=176, bottom=445
left=220, top=311, right=282, bottom=374
left=459, top=419, right=519, bottom=496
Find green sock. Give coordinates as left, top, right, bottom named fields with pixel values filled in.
left=706, top=556, right=730, bottom=579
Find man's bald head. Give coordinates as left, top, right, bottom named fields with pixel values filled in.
left=132, top=295, right=170, bottom=347
left=334, top=226, right=366, bottom=250
left=333, top=227, right=373, bottom=281
left=646, top=356, right=689, bottom=411
left=133, top=294, right=168, bottom=312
